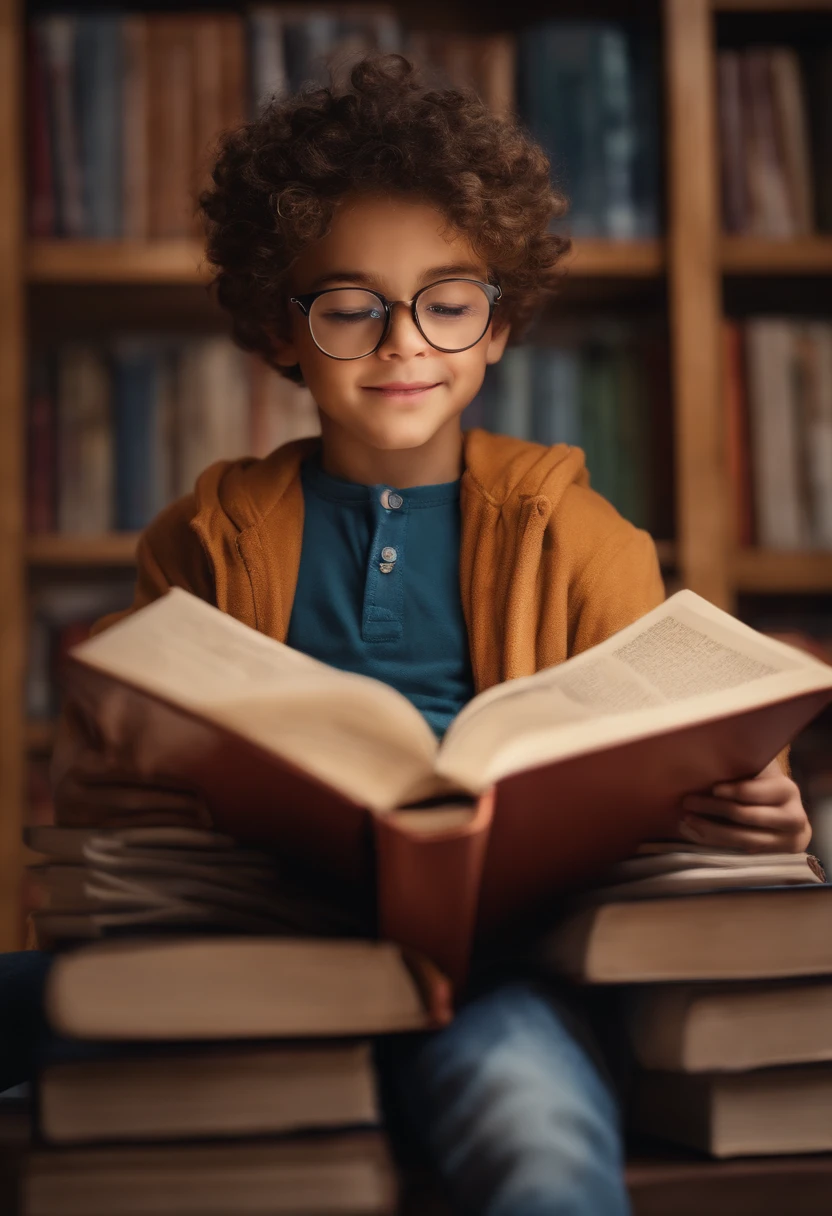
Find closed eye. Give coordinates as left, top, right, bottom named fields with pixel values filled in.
left=423, top=304, right=475, bottom=318
left=321, top=308, right=384, bottom=324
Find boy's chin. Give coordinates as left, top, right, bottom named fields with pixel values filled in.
left=355, top=411, right=464, bottom=453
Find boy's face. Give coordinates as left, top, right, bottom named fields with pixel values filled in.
left=273, top=194, right=509, bottom=455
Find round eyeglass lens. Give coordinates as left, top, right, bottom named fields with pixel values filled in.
left=308, top=289, right=387, bottom=358
left=415, top=280, right=492, bottom=352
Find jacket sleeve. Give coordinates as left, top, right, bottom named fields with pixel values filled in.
left=568, top=501, right=790, bottom=780
left=50, top=496, right=219, bottom=827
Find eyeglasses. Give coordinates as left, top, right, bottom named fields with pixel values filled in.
left=289, top=278, right=502, bottom=360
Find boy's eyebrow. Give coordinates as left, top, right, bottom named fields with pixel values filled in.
left=307, top=263, right=487, bottom=292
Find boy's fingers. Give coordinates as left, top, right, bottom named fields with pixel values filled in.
left=709, top=775, right=793, bottom=804
left=678, top=814, right=782, bottom=853
left=680, top=796, right=805, bottom=834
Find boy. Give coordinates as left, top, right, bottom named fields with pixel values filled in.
left=43, top=56, right=809, bottom=1214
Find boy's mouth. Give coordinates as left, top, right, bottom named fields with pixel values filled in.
left=363, top=381, right=442, bottom=399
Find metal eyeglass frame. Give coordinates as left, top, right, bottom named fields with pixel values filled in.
left=289, top=278, right=502, bottom=359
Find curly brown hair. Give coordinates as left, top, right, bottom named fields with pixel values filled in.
left=199, top=54, right=570, bottom=382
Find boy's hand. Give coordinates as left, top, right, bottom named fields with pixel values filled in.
left=678, top=757, right=811, bottom=853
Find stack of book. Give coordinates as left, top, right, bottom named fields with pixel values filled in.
left=718, top=45, right=832, bottom=237
left=22, top=825, right=451, bottom=1216
left=540, top=843, right=832, bottom=1158
left=723, top=318, right=832, bottom=551
left=27, top=338, right=319, bottom=535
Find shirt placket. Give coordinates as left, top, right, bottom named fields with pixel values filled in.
left=361, top=486, right=408, bottom=643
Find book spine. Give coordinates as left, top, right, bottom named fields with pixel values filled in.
left=806, top=48, right=832, bottom=231
left=218, top=14, right=247, bottom=136
left=742, top=50, right=794, bottom=237
left=629, top=28, right=660, bottom=238
left=809, top=325, right=832, bottom=550
left=56, top=346, right=113, bottom=534
left=494, top=346, right=534, bottom=439
left=769, top=48, right=815, bottom=236
left=718, top=51, right=748, bottom=234
left=38, top=16, right=85, bottom=237
left=147, top=16, right=194, bottom=239
left=248, top=10, right=287, bottom=115
left=745, top=320, right=804, bottom=549
left=26, top=24, right=56, bottom=237
left=723, top=321, right=754, bottom=547
left=27, top=355, right=57, bottom=534
left=75, top=16, right=123, bottom=239
left=374, top=790, right=495, bottom=992
left=598, top=25, right=638, bottom=240
left=122, top=16, right=150, bottom=241
left=112, top=342, right=160, bottom=532
left=473, top=35, right=516, bottom=119
left=191, top=17, right=226, bottom=239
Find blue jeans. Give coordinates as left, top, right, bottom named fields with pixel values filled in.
left=377, top=980, right=630, bottom=1216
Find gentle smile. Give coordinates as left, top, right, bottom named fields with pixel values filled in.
left=363, top=381, right=442, bottom=396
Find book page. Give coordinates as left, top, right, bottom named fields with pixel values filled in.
left=71, top=589, right=443, bottom=811
left=438, top=589, right=832, bottom=790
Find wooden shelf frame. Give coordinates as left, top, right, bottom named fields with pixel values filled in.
left=0, top=0, right=25, bottom=951
left=26, top=532, right=141, bottom=566
left=27, top=237, right=665, bottom=285
left=722, top=236, right=832, bottom=274
left=732, top=550, right=832, bottom=593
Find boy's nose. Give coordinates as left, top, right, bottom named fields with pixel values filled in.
left=377, top=301, right=430, bottom=359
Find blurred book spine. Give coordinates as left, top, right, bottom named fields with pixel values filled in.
left=718, top=44, right=830, bottom=237
left=723, top=319, right=832, bottom=550
left=517, top=21, right=660, bottom=239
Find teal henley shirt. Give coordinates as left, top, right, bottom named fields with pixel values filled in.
left=286, top=457, right=475, bottom=738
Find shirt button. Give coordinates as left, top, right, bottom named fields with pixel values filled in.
left=381, top=546, right=397, bottom=562
left=379, top=562, right=395, bottom=574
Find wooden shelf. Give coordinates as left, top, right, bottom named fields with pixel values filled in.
left=732, top=550, right=832, bottom=593
left=562, top=239, right=664, bottom=277
left=722, top=236, right=832, bottom=275
left=23, top=532, right=674, bottom=570
left=26, top=533, right=140, bottom=566
left=27, top=238, right=664, bottom=285
left=26, top=720, right=55, bottom=752
left=27, top=240, right=212, bottom=285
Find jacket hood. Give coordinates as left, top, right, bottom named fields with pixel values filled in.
left=195, top=429, right=590, bottom=535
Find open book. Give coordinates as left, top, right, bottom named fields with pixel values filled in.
left=65, top=587, right=832, bottom=984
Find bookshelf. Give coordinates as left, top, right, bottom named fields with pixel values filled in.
left=0, top=0, right=831, bottom=949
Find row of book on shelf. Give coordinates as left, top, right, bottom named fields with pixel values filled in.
left=27, top=338, right=319, bottom=536
left=27, top=9, right=659, bottom=241
left=718, top=45, right=832, bottom=238
left=33, top=314, right=832, bottom=552
left=27, top=327, right=672, bottom=540
left=726, top=318, right=832, bottom=551
left=17, top=587, right=832, bottom=1213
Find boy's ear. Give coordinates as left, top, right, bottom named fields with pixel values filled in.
left=485, top=319, right=511, bottom=365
